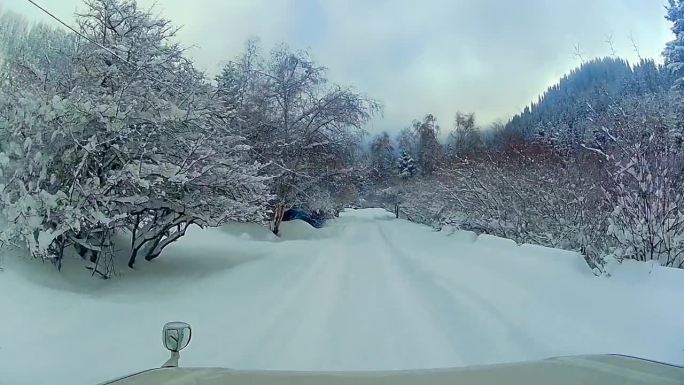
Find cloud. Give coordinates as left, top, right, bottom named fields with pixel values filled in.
left=6, top=0, right=673, bottom=133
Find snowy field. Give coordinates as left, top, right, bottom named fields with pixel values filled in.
left=1, top=209, right=683, bottom=385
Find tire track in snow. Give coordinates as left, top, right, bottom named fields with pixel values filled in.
left=322, top=222, right=457, bottom=369
left=375, top=223, right=509, bottom=365
left=360, top=223, right=465, bottom=367
left=245, top=246, right=349, bottom=369
left=377, top=221, right=553, bottom=359
left=224, top=249, right=334, bottom=367
left=223, top=215, right=550, bottom=370
left=252, top=222, right=414, bottom=370
left=229, top=220, right=462, bottom=370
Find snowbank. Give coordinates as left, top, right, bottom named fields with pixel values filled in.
left=340, top=207, right=395, bottom=220
left=279, top=219, right=330, bottom=240
left=220, top=222, right=278, bottom=242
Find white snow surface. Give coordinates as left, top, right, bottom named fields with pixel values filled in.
left=1, top=208, right=683, bottom=385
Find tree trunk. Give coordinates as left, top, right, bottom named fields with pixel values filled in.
left=145, top=222, right=192, bottom=262
left=128, top=214, right=142, bottom=268
left=142, top=231, right=165, bottom=261
left=272, top=204, right=286, bottom=236
left=128, top=247, right=139, bottom=269
left=128, top=214, right=141, bottom=268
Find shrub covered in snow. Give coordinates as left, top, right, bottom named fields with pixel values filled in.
left=393, top=146, right=610, bottom=271
left=0, top=0, right=270, bottom=275
left=599, top=95, right=684, bottom=268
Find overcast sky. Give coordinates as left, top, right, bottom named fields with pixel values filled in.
left=4, top=0, right=673, bottom=133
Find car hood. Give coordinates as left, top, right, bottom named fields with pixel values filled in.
left=104, top=355, right=684, bottom=385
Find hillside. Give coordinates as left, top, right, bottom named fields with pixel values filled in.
left=505, top=57, right=673, bottom=148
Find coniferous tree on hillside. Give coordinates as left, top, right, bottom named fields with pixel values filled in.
left=397, top=151, right=416, bottom=179
left=506, top=58, right=672, bottom=151
left=665, top=0, right=684, bottom=90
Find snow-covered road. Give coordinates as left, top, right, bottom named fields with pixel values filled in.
left=1, top=209, right=683, bottom=385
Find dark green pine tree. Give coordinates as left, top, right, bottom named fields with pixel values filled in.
left=397, top=151, right=416, bottom=179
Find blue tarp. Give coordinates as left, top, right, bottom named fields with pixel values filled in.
left=282, top=208, right=326, bottom=228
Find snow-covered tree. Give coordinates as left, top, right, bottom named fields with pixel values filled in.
left=665, top=0, right=684, bottom=90
left=395, top=127, right=417, bottom=159
left=447, top=112, right=483, bottom=159
left=506, top=58, right=671, bottom=150
left=368, top=132, right=396, bottom=183
left=0, top=0, right=270, bottom=274
left=413, top=114, right=443, bottom=175
left=0, top=10, right=29, bottom=65
left=397, top=151, right=416, bottom=179
left=216, top=40, right=380, bottom=234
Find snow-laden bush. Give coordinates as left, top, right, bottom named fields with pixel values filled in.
left=392, top=146, right=611, bottom=272
left=599, top=95, right=684, bottom=268
left=0, top=0, right=270, bottom=275
left=460, top=158, right=608, bottom=269
left=607, top=150, right=684, bottom=267
left=397, top=92, right=684, bottom=272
